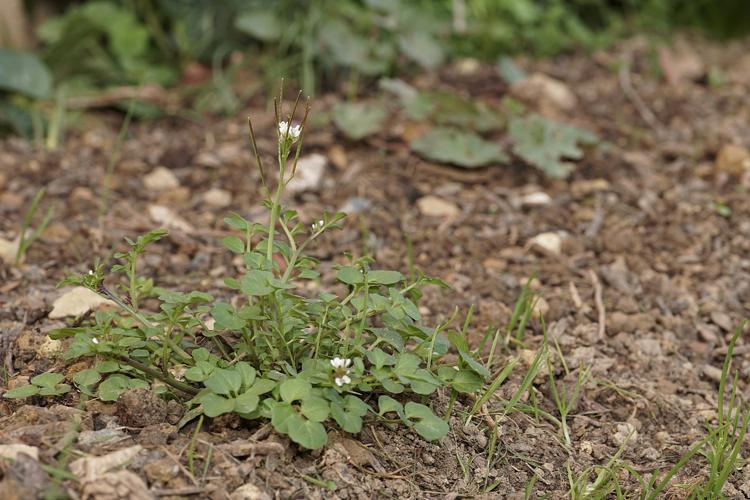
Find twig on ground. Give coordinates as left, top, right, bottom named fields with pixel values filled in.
left=588, top=270, right=606, bottom=340
left=618, top=52, right=664, bottom=131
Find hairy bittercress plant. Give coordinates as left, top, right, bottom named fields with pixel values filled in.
left=11, top=92, right=489, bottom=449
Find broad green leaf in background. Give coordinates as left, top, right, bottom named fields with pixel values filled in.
left=332, top=102, right=387, bottom=140
left=235, top=10, right=283, bottom=41
left=509, top=114, right=598, bottom=178
left=398, top=31, right=444, bottom=69
left=411, top=127, right=508, bottom=168
left=0, top=49, right=52, bottom=99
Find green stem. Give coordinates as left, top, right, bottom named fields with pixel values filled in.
left=115, top=355, right=199, bottom=396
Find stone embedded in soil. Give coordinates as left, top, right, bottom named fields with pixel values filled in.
left=511, top=73, right=577, bottom=115
left=143, top=166, right=180, bottom=191
left=49, top=287, right=115, bottom=319
left=702, top=363, right=723, bottom=383
left=116, top=388, right=168, bottom=428
left=611, top=422, right=637, bottom=447
left=230, top=483, right=272, bottom=500
left=203, top=187, right=233, bottom=208
left=148, top=204, right=194, bottom=233
left=715, top=144, right=750, bottom=177
left=520, top=191, right=552, bottom=208
left=0, top=452, right=50, bottom=499
left=416, top=195, right=460, bottom=217
left=285, top=153, right=327, bottom=194
left=528, top=232, right=562, bottom=255
left=0, top=443, right=39, bottom=461
left=710, top=310, right=734, bottom=332
left=0, top=236, right=19, bottom=264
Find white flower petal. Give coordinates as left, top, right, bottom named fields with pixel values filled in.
left=341, top=375, right=351, bottom=385
left=335, top=377, right=344, bottom=387
left=343, top=358, right=352, bottom=367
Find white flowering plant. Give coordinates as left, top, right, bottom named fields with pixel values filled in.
left=12, top=91, right=491, bottom=450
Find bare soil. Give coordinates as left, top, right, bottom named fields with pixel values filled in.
left=2, top=36, right=750, bottom=499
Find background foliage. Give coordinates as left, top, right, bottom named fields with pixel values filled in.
left=0, top=0, right=748, bottom=137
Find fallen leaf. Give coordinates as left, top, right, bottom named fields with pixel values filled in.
left=80, top=470, right=153, bottom=500
left=49, top=287, right=114, bottom=319
left=70, top=445, right=143, bottom=480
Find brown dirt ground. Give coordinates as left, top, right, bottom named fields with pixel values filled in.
left=2, top=35, right=750, bottom=499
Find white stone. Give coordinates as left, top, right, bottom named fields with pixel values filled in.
left=0, top=444, right=39, bottom=461
left=512, top=73, right=577, bottom=112
left=231, top=483, right=272, bottom=500
left=0, top=236, right=19, bottom=264
left=143, top=167, right=179, bottom=192
left=49, top=287, right=114, bottom=319
left=286, top=154, right=327, bottom=194
left=528, top=232, right=562, bottom=255
left=148, top=205, right=193, bottom=233
left=203, top=188, right=232, bottom=208
left=416, top=196, right=460, bottom=217
left=521, top=192, right=551, bottom=207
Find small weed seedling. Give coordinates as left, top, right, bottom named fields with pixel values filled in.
left=14, top=187, right=54, bottom=265
left=6, top=91, right=493, bottom=450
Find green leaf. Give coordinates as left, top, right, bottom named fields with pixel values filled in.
left=240, top=270, right=274, bottom=296
left=271, top=402, right=296, bottom=433
left=398, top=31, right=444, bottom=69
left=234, top=391, right=260, bottom=414
left=378, top=395, right=405, bottom=420
left=411, top=127, right=508, bottom=168
left=0, top=49, right=52, bottom=98
left=204, top=368, right=242, bottom=396
left=31, top=372, right=64, bottom=388
left=331, top=402, right=363, bottom=433
left=366, top=348, right=396, bottom=369
left=459, top=350, right=491, bottom=380
left=211, top=302, right=246, bottom=330
left=235, top=10, right=282, bottom=41
left=367, top=270, right=404, bottom=285
left=224, top=213, right=249, bottom=231
left=245, top=379, right=276, bottom=396
left=38, top=384, right=71, bottom=396
left=451, top=369, right=484, bottom=393
left=235, top=363, right=256, bottom=389
left=393, top=352, right=421, bottom=377
left=300, top=396, right=330, bottom=422
left=73, top=369, right=102, bottom=387
left=337, top=266, right=363, bottom=285
left=3, top=384, right=40, bottom=399
left=405, top=402, right=449, bottom=441
left=222, top=236, right=245, bottom=254
left=280, top=378, right=312, bottom=403
left=288, top=418, right=328, bottom=449
left=200, top=393, right=236, bottom=417
left=96, top=360, right=121, bottom=373
left=381, top=378, right=405, bottom=394
left=332, top=102, right=386, bottom=141
left=98, top=375, right=131, bottom=401
left=509, top=114, right=598, bottom=179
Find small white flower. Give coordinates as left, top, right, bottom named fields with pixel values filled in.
left=88, top=270, right=94, bottom=275
left=91, top=337, right=99, bottom=344
left=331, top=357, right=352, bottom=369
left=278, top=121, right=302, bottom=143
left=311, top=219, right=325, bottom=232
left=331, top=357, right=353, bottom=387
